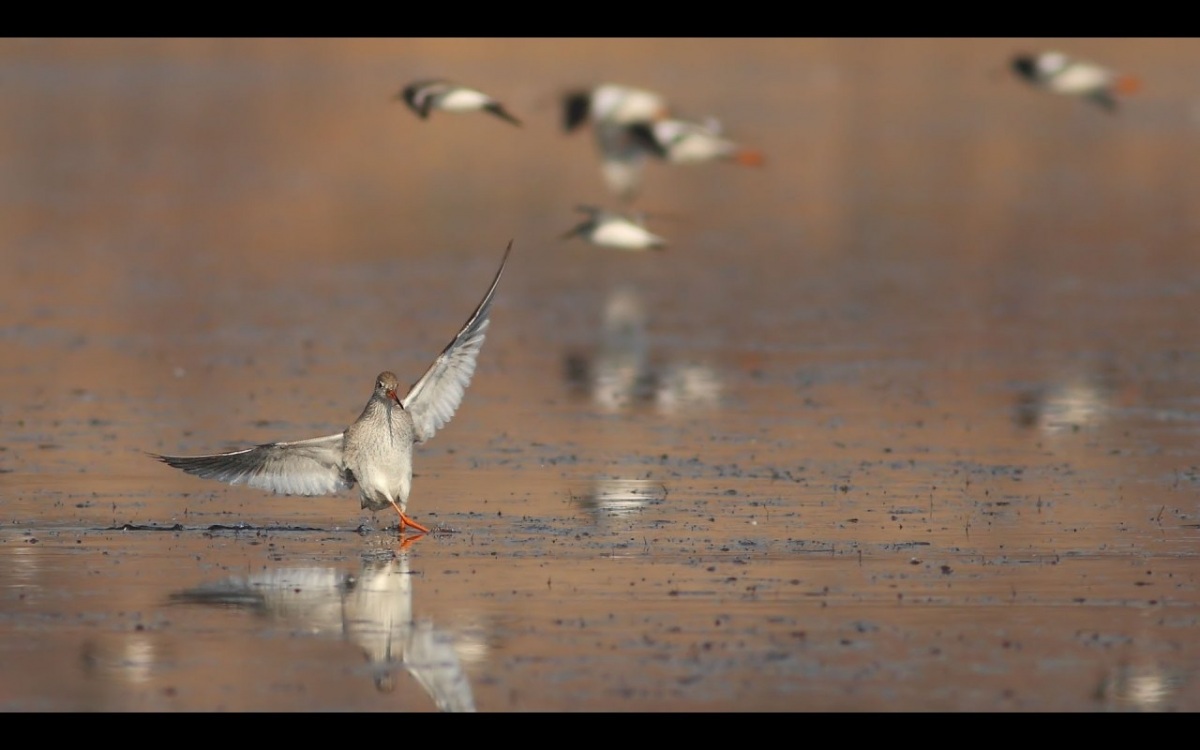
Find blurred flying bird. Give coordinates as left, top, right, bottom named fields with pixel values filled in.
left=563, top=83, right=764, bottom=200
left=399, top=79, right=522, bottom=126
left=1010, top=51, right=1141, bottom=112
left=561, top=205, right=667, bottom=251
left=562, top=83, right=673, bottom=202
left=563, top=83, right=671, bottom=132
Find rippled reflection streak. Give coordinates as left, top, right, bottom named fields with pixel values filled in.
left=170, top=554, right=477, bottom=711
left=80, top=635, right=164, bottom=686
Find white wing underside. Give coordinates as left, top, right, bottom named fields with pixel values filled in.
left=402, top=319, right=489, bottom=443
left=155, top=432, right=351, bottom=497
left=402, top=244, right=509, bottom=443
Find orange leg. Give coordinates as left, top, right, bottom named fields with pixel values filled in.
left=389, top=500, right=431, bottom=534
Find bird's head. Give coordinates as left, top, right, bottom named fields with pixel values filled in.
left=1011, top=53, right=1038, bottom=80
left=375, top=371, right=401, bottom=405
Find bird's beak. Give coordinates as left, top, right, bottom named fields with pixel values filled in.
left=384, top=388, right=399, bottom=446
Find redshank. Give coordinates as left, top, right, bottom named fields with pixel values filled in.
left=152, top=242, right=512, bottom=535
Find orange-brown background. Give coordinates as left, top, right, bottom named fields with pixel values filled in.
left=0, top=38, right=1197, bottom=711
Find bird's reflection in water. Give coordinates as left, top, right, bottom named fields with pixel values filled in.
left=80, top=633, right=168, bottom=686
left=572, top=478, right=668, bottom=522
left=564, top=284, right=721, bottom=414
left=170, top=553, right=475, bottom=712
left=1013, top=362, right=1132, bottom=436
left=1096, top=661, right=1184, bottom=712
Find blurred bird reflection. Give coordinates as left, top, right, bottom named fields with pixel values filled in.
left=170, top=553, right=475, bottom=712
left=1012, top=362, right=1131, bottom=436
left=563, top=284, right=721, bottom=414
left=572, top=478, right=668, bottom=522
left=1097, top=661, right=1182, bottom=711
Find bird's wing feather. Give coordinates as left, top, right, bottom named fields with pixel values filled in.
left=402, top=242, right=511, bottom=443
left=153, top=432, right=352, bottom=496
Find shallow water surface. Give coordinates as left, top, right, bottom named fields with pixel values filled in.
left=1, top=38, right=1199, bottom=711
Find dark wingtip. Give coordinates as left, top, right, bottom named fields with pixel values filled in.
left=494, top=240, right=514, bottom=275
left=486, top=103, right=522, bottom=127
left=151, top=452, right=185, bottom=470
left=563, top=90, right=591, bottom=132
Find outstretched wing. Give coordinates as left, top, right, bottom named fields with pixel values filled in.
left=153, top=432, right=353, bottom=496
left=401, top=242, right=511, bottom=443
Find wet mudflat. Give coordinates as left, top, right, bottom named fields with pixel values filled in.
left=1, top=38, right=1199, bottom=711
